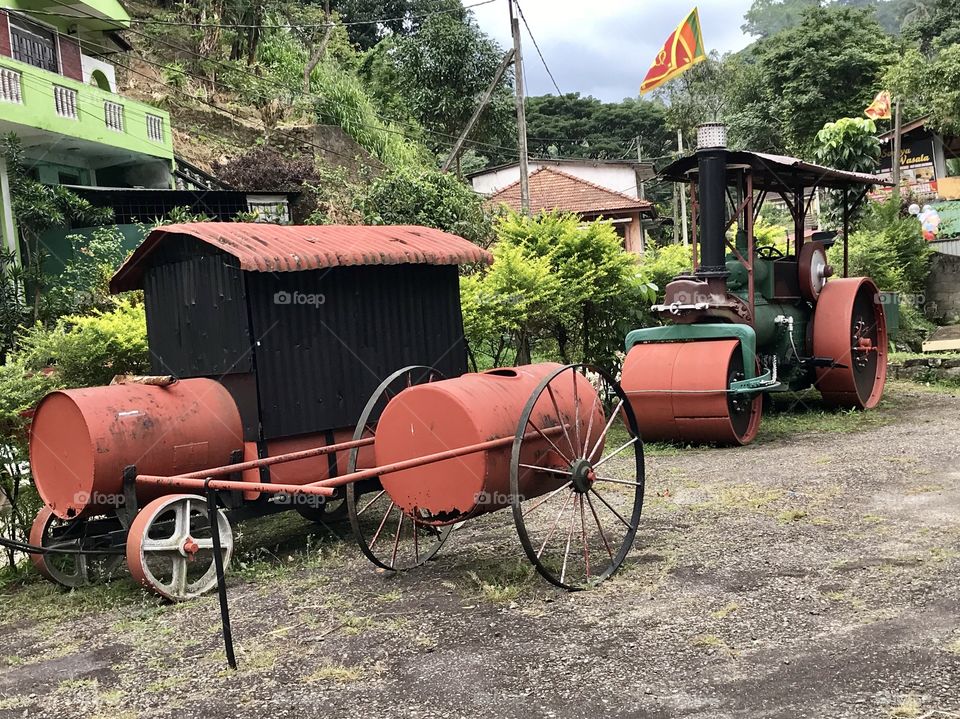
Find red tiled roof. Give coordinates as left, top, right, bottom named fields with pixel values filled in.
left=487, top=167, right=654, bottom=216
left=110, top=223, right=492, bottom=292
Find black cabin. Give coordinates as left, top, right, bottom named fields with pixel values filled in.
left=110, top=222, right=491, bottom=442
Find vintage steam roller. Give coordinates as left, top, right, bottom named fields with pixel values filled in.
left=621, top=123, right=894, bottom=445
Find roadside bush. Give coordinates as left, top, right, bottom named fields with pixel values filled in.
left=637, top=242, right=693, bottom=300
left=461, top=211, right=655, bottom=373
left=829, top=197, right=933, bottom=349
left=43, top=227, right=128, bottom=322
left=0, top=299, right=149, bottom=567
left=16, top=298, right=149, bottom=388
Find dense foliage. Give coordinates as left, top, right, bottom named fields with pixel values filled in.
left=461, top=212, right=656, bottom=373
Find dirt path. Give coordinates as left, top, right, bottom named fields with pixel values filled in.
left=1, top=381, right=959, bottom=719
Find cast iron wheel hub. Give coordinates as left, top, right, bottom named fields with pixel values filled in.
left=569, top=458, right=596, bottom=494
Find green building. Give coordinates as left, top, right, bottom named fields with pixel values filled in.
left=0, top=0, right=174, bottom=257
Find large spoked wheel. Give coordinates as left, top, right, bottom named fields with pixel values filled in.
left=126, top=494, right=233, bottom=602
left=510, top=363, right=645, bottom=590
left=814, top=277, right=887, bottom=409
left=346, top=366, right=452, bottom=571
left=29, top=507, right=124, bottom=588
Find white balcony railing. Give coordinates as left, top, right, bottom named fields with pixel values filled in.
left=0, top=68, right=22, bottom=104
left=53, top=85, right=78, bottom=119
left=146, top=113, right=164, bottom=142
left=104, top=100, right=123, bottom=132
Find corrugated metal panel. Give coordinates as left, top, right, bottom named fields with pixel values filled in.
left=930, top=238, right=960, bottom=256
left=144, top=254, right=253, bottom=377
left=247, top=264, right=468, bottom=438
left=111, top=223, right=493, bottom=292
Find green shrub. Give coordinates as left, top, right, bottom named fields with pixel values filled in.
left=462, top=211, right=655, bottom=372
left=16, top=299, right=149, bottom=388
left=357, top=166, right=494, bottom=246
left=828, top=198, right=933, bottom=349
left=638, top=242, right=693, bottom=300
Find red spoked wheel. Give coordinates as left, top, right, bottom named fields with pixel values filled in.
left=510, top=364, right=645, bottom=590
left=814, top=277, right=887, bottom=409
left=620, top=339, right=762, bottom=446
left=346, top=366, right=452, bottom=572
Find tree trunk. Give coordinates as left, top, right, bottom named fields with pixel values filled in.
left=515, top=332, right=531, bottom=366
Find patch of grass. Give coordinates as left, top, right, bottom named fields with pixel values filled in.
left=456, top=555, right=536, bottom=603
left=863, top=514, right=888, bottom=524
left=758, top=391, right=896, bottom=441
left=145, top=676, right=190, bottom=693
left=712, top=602, right=740, bottom=620
left=306, top=663, right=364, bottom=683
left=905, top=483, right=944, bottom=495
left=692, top=484, right=784, bottom=514
left=0, top=695, right=32, bottom=711
left=888, top=694, right=922, bottom=717
left=341, top=614, right=374, bottom=636
left=778, top=509, right=809, bottom=523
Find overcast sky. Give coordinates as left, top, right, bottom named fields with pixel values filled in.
left=465, top=0, right=756, bottom=101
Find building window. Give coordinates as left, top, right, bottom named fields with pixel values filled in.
left=9, top=15, right=58, bottom=73
left=146, top=114, right=164, bottom=142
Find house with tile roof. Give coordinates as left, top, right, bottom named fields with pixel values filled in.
left=482, top=165, right=656, bottom=253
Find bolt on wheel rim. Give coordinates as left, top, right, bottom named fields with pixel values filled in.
left=511, top=364, right=645, bottom=590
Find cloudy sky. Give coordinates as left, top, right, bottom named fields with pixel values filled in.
left=464, top=0, right=756, bottom=101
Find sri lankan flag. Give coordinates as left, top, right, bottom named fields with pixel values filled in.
left=640, top=8, right=707, bottom=95
left=865, top=90, right=892, bottom=120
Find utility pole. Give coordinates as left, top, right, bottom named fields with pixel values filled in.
left=510, top=0, right=530, bottom=214
left=892, top=97, right=903, bottom=198
left=442, top=48, right=515, bottom=173
left=637, top=136, right=647, bottom=250
left=677, top=128, right=689, bottom=246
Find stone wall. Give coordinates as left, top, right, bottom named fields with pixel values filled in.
left=926, top=252, right=960, bottom=324
left=889, top=357, right=960, bottom=382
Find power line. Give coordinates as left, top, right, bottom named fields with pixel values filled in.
left=13, top=0, right=499, bottom=31
left=514, top=1, right=561, bottom=96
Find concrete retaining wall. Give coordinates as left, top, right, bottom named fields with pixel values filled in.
left=927, top=252, right=960, bottom=323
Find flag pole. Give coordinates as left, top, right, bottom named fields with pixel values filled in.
left=892, top=97, right=902, bottom=199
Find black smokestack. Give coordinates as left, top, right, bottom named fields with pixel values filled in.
left=694, top=123, right=728, bottom=278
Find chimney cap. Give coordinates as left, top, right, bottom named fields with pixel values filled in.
left=696, top=123, right=727, bottom=151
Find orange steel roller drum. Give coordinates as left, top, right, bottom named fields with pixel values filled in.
left=373, top=363, right=604, bottom=525
left=621, top=339, right=762, bottom=445
left=814, top=277, right=887, bottom=409
left=30, top=379, right=243, bottom=519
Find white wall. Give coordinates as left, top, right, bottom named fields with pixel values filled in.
left=471, top=161, right=639, bottom=198
left=81, top=54, right=117, bottom=92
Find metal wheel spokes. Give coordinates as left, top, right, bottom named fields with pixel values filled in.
left=29, top=507, right=124, bottom=588
left=346, top=365, right=451, bottom=572
left=511, top=364, right=645, bottom=590
left=126, top=494, right=233, bottom=602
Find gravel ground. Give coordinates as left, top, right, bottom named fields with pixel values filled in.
left=1, top=380, right=959, bottom=719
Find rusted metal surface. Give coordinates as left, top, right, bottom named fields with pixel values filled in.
left=372, top=363, right=602, bottom=524
left=621, top=339, right=762, bottom=445
left=814, top=277, right=887, bottom=409
left=29, top=379, right=243, bottom=519
left=111, top=223, right=493, bottom=292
